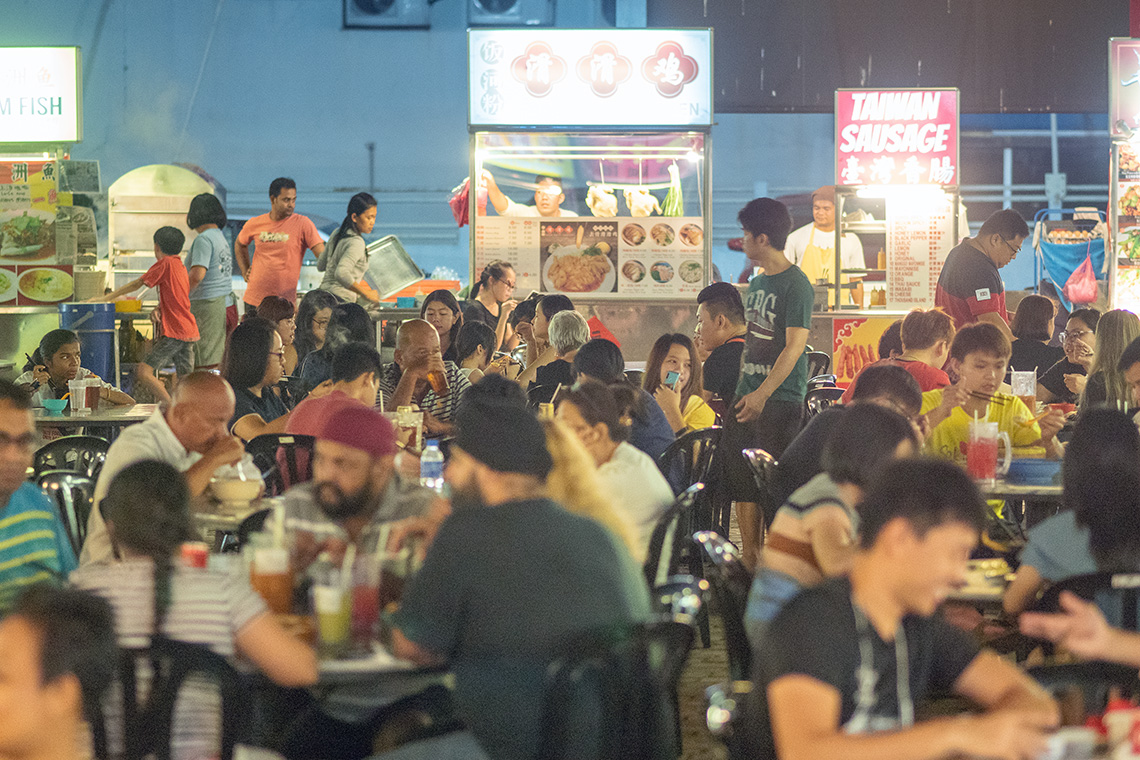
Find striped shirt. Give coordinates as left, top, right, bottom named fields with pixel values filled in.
left=376, top=360, right=470, bottom=423
left=0, top=482, right=77, bottom=613
left=71, top=559, right=266, bottom=760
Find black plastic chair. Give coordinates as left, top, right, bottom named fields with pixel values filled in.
left=804, top=386, right=845, bottom=418
left=644, top=484, right=705, bottom=588
left=36, top=469, right=94, bottom=557
left=527, top=382, right=562, bottom=409
left=651, top=575, right=708, bottom=625
left=806, top=373, right=838, bottom=391
left=742, top=448, right=779, bottom=542
left=538, top=621, right=691, bottom=760
left=806, top=351, right=831, bottom=379
left=32, top=435, right=109, bottom=480
left=695, top=531, right=754, bottom=682
left=657, top=425, right=720, bottom=496
left=245, top=434, right=315, bottom=497
left=92, top=636, right=251, bottom=760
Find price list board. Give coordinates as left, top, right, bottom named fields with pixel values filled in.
left=473, top=215, right=706, bottom=299
left=885, top=196, right=955, bottom=310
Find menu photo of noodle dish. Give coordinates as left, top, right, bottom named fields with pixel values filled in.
left=540, top=221, right=618, bottom=294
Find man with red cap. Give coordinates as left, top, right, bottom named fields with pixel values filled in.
left=784, top=185, right=865, bottom=303
left=282, top=404, right=442, bottom=572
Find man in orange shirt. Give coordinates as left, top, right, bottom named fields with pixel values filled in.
left=96, top=226, right=199, bottom=404
left=236, top=178, right=325, bottom=313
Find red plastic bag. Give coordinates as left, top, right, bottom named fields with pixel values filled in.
left=448, top=178, right=470, bottom=227
left=1063, top=250, right=1098, bottom=304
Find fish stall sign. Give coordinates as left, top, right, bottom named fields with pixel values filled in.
left=835, top=88, right=959, bottom=186
left=0, top=47, right=83, bottom=144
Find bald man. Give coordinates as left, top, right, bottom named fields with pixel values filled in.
left=376, top=319, right=472, bottom=436
left=80, top=372, right=246, bottom=565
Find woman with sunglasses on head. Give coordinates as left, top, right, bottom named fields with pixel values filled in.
left=462, top=260, right=518, bottom=352
left=1037, top=308, right=1100, bottom=405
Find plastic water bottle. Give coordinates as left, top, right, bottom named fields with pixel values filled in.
left=420, top=440, right=445, bottom=492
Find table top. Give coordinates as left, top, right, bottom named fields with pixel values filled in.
left=946, top=559, right=1012, bottom=606
left=34, top=403, right=157, bottom=427
left=980, top=479, right=1064, bottom=500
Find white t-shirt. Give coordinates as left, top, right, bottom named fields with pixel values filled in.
left=14, top=366, right=115, bottom=407
left=502, top=197, right=576, bottom=217
left=785, top=223, right=866, bottom=272
left=596, top=442, right=674, bottom=563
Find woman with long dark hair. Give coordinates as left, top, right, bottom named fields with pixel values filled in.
left=462, top=260, right=518, bottom=352
left=222, top=318, right=291, bottom=440
left=642, top=333, right=716, bottom=433
left=15, top=328, right=134, bottom=407
left=1008, top=294, right=1063, bottom=379
left=1080, top=309, right=1140, bottom=412
left=318, top=192, right=379, bottom=305
left=71, top=460, right=316, bottom=760
left=1005, top=408, right=1140, bottom=615
left=293, top=289, right=340, bottom=369
left=421, top=289, right=463, bottom=363
left=185, top=192, right=231, bottom=370
left=297, top=302, right=375, bottom=392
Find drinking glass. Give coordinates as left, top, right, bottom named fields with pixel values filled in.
left=966, top=419, right=1011, bottom=486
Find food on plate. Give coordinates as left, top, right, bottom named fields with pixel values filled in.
left=18, top=268, right=73, bottom=302
left=1123, top=145, right=1140, bottom=174
left=1122, top=186, right=1140, bottom=217
left=586, top=185, right=618, bottom=217
left=1121, top=228, right=1140, bottom=260
left=679, top=223, right=703, bottom=246
left=547, top=249, right=612, bottom=292
left=0, top=212, right=52, bottom=253
left=650, top=262, right=674, bottom=283
left=624, top=188, right=661, bottom=217
left=622, top=224, right=646, bottom=246
left=0, top=269, right=12, bottom=302
left=650, top=224, right=675, bottom=246
left=679, top=260, right=702, bottom=283
left=622, top=260, right=646, bottom=283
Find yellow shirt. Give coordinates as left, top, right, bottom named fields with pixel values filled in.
left=682, top=395, right=717, bottom=431
left=920, top=389, right=1045, bottom=464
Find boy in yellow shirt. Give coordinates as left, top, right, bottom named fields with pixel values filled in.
left=921, top=322, right=1065, bottom=463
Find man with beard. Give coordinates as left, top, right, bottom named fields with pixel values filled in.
left=282, top=404, right=441, bottom=572
left=384, top=398, right=650, bottom=760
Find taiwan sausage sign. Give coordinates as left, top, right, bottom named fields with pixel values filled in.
left=835, top=88, right=959, bottom=187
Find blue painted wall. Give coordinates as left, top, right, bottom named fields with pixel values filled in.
left=2, top=0, right=857, bottom=281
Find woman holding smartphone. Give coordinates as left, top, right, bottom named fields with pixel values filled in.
left=643, top=333, right=716, bottom=434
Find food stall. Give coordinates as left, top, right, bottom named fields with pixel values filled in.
left=1108, top=38, right=1140, bottom=311
left=468, top=28, right=712, bottom=360
left=815, top=88, right=963, bottom=386
left=0, top=46, right=104, bottom=379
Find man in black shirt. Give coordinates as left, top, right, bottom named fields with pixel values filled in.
left=748, top=459, right=1057, bottom=760
left=774, top=364, right=922, bottom=505
left=695, top=282, right=746, bottom=417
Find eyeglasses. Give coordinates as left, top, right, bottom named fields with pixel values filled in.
left=269, top=351, right=285, bottom=359
left=1001, top=238, right=1021, bottom=256
left=1060, top=329, right=1093, bottom=342
left=313, top=318, right=330, bottom=328
left=496, top=277, right=516, bottom=290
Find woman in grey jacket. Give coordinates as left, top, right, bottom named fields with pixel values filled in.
left=318, top=192, right=379, bottom=304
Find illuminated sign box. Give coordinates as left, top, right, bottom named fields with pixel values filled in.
left=0, top=47, right=82, bottom=144
left=1110, top=38, right=1140, bottom=139
left=835, top=88, right=959, bottom=186
left=469, top=29, right=712, bottom=128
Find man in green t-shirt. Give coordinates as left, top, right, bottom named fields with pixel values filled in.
left=726, top=197, right=814, bottom=567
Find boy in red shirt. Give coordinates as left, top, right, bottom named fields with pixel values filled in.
left=96, top=227, right=199, bottom=404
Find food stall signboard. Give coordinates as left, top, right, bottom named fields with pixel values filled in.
left=468, top=29, right=712, bottom=128
left=0, top=47, right=82, bottom=144
left=835, top=88, right=958, bottom=186
left=885, top=192, right=956, bottom=310
left=1110, top=39, right=1140, bottom=140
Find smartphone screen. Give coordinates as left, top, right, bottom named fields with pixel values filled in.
left=665, top=371, right=681, bottom=389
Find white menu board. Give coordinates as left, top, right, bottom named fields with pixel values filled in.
left=885, top=196, right=955, bottom=309
left=474, top=216, right=706, bottom=299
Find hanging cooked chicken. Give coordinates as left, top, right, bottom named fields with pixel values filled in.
left=586, top=184, right=618, bottom=217
left=624, top=187, right=661, bottom=217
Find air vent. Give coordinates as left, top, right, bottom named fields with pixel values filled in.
left=344, top=0, right=430, bottom=29
left=468, top=0, right=554, bottom=26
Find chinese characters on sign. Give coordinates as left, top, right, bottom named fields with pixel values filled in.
left=835, top=89, right=959, bottom=186
left=469, top=29, right=712, bottom=127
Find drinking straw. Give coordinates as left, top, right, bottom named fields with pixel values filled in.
left=376, top=523, right=392, bottom=562
left=341, top=543, right=357, bottom=592
left=272, top=499, right=285, bottom=548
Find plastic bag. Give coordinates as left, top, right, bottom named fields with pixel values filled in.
left=448, top=177, right=487, bottom=228
left=1063, top=249, right=1098, bottom=304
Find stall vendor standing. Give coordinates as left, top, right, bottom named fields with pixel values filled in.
left=481, top=171, right=575, bottom=218
left=786, top=185, right=864, bottom=296
left=934, top=208, right=1028, bottom=340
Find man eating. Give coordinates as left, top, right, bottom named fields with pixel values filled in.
left=747, top=458, right=1058, bottom=760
